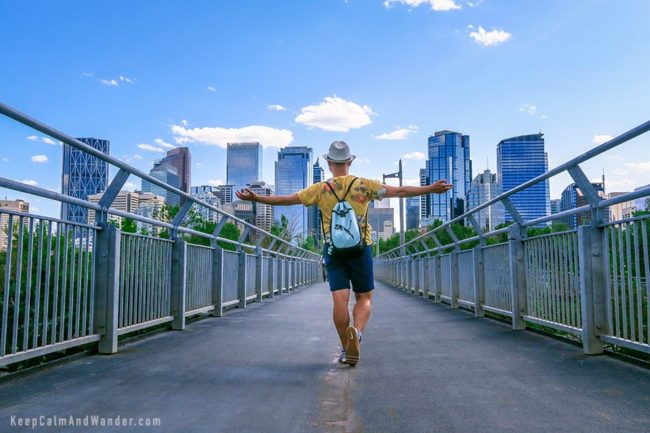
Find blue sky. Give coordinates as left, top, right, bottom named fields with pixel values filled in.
left=1, top=0, right=649, bottom=220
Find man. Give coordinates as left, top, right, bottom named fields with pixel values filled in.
left=236, top=141, right=452, bottom=366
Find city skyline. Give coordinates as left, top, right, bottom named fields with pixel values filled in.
left=1, top=1, right=649, bottom=227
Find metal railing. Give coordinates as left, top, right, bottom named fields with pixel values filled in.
left=0, top=103, right=322, bottom=367
left=375, top=119, right=650, bottom=356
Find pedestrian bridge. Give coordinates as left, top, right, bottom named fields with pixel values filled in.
left=1, top=104, right=650, bottom=431
left=1, top=281, right=649, bottom=433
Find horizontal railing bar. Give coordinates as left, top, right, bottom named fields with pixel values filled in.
left=601, top=335, right=650, bottom=355
left=0, top=208, right=99, bottom=230
left=0, top=335, right=101, bottom=368
left=120, top=231, right=174, bottom=242
left=600, top=213, right=650, bottom=227
left=0, top=176, right=101, bottom=212
left=598, top=184, right=650, bottom=209
left=117, top=317, right=174, bottom=335
left=524, top=229, right=577, bottom=241
left=522, top=315, right=582, bottom=335
left=522, top=205, right=591, bottom=228
left=482, top=305, right=513, bottom=317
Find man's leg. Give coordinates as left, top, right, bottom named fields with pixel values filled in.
left=353, top=291, right=373, bottom=333
left=331, top=289, right=351, bottom=349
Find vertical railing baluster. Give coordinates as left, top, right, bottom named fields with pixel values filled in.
left=170, top=237, right=187, bottom=330
left=509, top=223, right=527, bottom=330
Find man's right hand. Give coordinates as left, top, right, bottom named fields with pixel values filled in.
left=235, top=188, right=259, bottom=202
left=429, top=179, right=453, bottom=194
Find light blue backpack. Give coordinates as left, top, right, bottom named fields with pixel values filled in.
left=323, top=178, right=367, bottom=258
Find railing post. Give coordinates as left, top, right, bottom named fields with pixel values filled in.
left=509, top=223, right=527, bottom=330
left=419, top=257, right=427, bottom=298
left=238, top=250, right=247, bottom=309
left=450, top=250, right=459, bottom=308
left=578, top=224, right=608, bottom=354
left=268, top=257, right=276, bottom=299
left=211, top=246, right=224, bottom=317
left=170, top=237, right=187, bottom=330
left=255, top=247, right=264, bottom=302
left=278, top=259, right=284, bottom=294
left=93, top=224, right=120, bottom=354
left=473, top=245, right=485, bottom=317
left=432, top=255, right=442, bottom=303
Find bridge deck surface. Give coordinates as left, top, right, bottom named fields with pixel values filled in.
left=1, top=281, right=649, bottom=433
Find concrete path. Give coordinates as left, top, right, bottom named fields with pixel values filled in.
left=1, top=281, right=649, bottom=433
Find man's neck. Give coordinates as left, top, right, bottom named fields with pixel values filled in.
left=330, top=169, right=349, bottom=177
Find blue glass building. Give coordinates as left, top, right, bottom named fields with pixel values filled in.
left=406, top=196, right=420, bottom=230
left=61, top=137, right=110, bottom=224
left=142, top=160, right=181, bottom=206
left=496, top=133, right=550, bottom=225
left=226, top=142, right=263, bottom=193
left=422, top=130, right=472, bottom=224
left=274, top=146, right=313, bottom=239
left=308, top=158, right=326, bottom=242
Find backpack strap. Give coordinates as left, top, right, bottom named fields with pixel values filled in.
left=325, top=177, right=359, bottom=203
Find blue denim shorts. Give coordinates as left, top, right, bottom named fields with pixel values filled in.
left=323, top=245, right=374, bottom=293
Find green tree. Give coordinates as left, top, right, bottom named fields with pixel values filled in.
left=120, top=218, right=137, bottom=234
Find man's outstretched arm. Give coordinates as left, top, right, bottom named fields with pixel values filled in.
left=235, top=188, right=302, bottom=206
left=383, top=179, right=453, bottom=198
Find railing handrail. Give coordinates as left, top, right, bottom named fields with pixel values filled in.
left=0, top=102, right=319, bottom=260
left=378, top=119, right=650, bottom=259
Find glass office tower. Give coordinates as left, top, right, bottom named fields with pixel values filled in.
left=161, top=147, right=191, bottom=193
left=61, top=137, right=110, bottom=224
left=142, top=161, right=181, bottom=206
left=406, top=196, right=420, bottom=230
left=226, top=142, right=263, bottom=193
left=308, top=158, right=326, bottom=242
left=496, top=133, right=550, bottom=225
left=274, top=146, right=313, bottom=239
left=423, top=130, right=472, bottom=224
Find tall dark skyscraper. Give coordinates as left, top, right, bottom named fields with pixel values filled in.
left=497, top=133, right=550, bottom=225
left=142, top=159, right=181, bottom=206
left=308, top=158, right=326, bottom=242
left=227, top=142, right=263, bottom=193
left=161, top=147, right=191, bottom=193
left=275, top=146, right=313, bottom=239
left=406, top=196, right=420, bottom=230
left=559, top=181, right=605, bottom=228
left=421, top=130, right=472, bottom=224
left=61, top=137, right=110, bottom=224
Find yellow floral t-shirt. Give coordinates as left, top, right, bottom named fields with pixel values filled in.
left=297, top=175, right=387, bottom=245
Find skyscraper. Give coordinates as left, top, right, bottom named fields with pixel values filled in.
left=406, top=196, right=420, bottom=230
left=248, top=181, right=275, bottom=232
left=560, top=181, right=605, bottom=228
left=227, top=142, right=263, bottom=193
left=308, top=158, right=326, bottom=242
left=422, top=130, right=471, bottom=224
left=161, top=147, right=191, bottom=193
left=274, top=146, right=313, bottom=239
left=142, top=160, right=181, bottom=206
left=61, top=137, right=110, bottom=224
left=0, top=199, right=29, bottom=250
left=190, top=185, right=223, bottom=222
left=497, top=133, right=550, bottom=225
left=466, top=169, right=504, bottom=231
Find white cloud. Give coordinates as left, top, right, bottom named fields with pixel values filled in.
left=295, top=96, right=375, bottom=132
left=154, top=138, right=175, bottom=149
left=20, top=179, right=38, bottom=186
left=467, top=0, right=484, bottom=7
left=123, top=182, right=138, bottom=191
left=171, top=124, right=293, bottom=149
left=267, top=104, right=288, bottom=111
left=133, top=154, right=143, bottom=160
left=384, top=0, right=462, bottom=11
left=181, top=120, right=188, bottom=126
left=31, top=154, right=48, bottom=163
left=469, top=26, right=512, bottom=46
left=605, top=177, right=635, bottom=190
left=99, top=79, right=119, bottom=86
left=208, top=179, right=225, bottom=187
left=519, top=104, right=537, bottom=115
left=42, top=137, right=58, bottom=145
left=625, top=161, right=650, bottom=173
left=137, top=143, right=165, bottom=153
left=119, top=75, right=135, bottom=84
left=30, top=206, right=40, bottom=213
left=593, top=134, right=614, bottom=145
left=82, top=72, right=94, bottom=77
left=196, top=162, right=204, bottom=167
left=376, top=125, right=418, bottom=140
left=207, top=85, right=216, bottom=92
left=402, top=151, right=427, bottom=160
left=2, top=157, right=9, bottom=162
left=26, top=135, right=38, bottom=141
